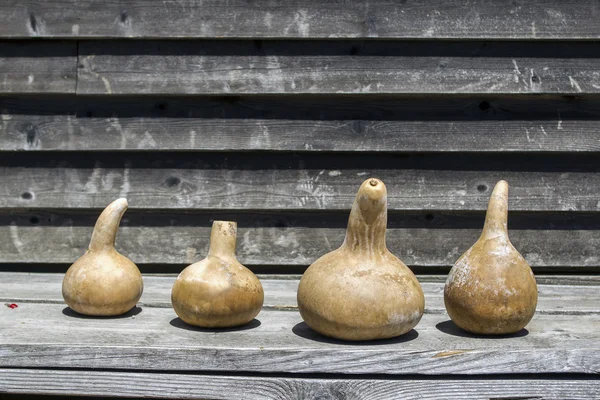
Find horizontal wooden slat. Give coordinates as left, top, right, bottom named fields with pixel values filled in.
left=2, top=304, right=600, bottom=375
left=1, top=273, right=598, bottom=314
left=78, top=41, right=600, bottom=95
left=1, top=211, right=600, bottom=268
left=1, top=153, right=599, bottom=212
left=1, top=1, right=600, bottom=40
left=0, top=42, right=77, bottom=94
left=1, top=369, right=599, bottom=400
left=2, top=95, right=600, bottom=152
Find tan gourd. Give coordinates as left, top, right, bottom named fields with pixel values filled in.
left=171, top=221, right=264, bottom=328
left=444, top=180, right=538, bottom=335
left=297, top=178, right=425, bottom=341
left=62, top=198, right=143, bottom=316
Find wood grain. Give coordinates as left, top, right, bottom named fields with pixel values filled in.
left=2, top=95, right=600, bottom=152
left=1, top=369, right=598, bottom=399
left=0, top=42, right=77, bottom=94
left=78, top=41, right=600, bottom=95
left=1, top=153, right=600, bottom=212
left=1, top=304, right=600, bottom=375
left=1, top=217, right=600, bottom=269
left=1, top=0, right=600, bottom=40
left=1, top=273, right=598, bottom=315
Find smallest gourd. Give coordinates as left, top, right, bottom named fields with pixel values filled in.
left=62, top=198, right=143, bottom=316
left=444, top=180, right=538, bottom=334
left=171, top=221, right=264, bottom=328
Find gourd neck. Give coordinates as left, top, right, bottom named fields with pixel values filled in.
left=480, top=180, right=509, bottom=241
left=342, top=200, right=388, bottom=255
left=208, top=221, right=238, bottom=260
left=89, top=198, right=128, bottom=252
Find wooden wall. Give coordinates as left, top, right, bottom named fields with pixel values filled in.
left=1, top=1, right=600, bottom=275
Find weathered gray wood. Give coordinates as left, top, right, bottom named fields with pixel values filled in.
left=78, top=41, right=600, bottom=95
left=4, top=272, right=599, bottom=284
left=1, top=221, right=600, bottom=269
left=1, top=304, right=600, bottom=375
left=2, top=1, right=600, bottom=40
left=1, top=369, right=598, bottom=400
left=1, top=158, right=599, bottom=212
left=0, top=273, right=598, bottom=315
left=2, top=95, right=600, bottom=152
left=0, top=42, right=77, bottom=94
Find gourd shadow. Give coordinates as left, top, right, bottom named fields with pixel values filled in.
left=169, top=317, right=261, bottom=332
left=292, top=322, right=419, bottom=345
left=62, top=306, right=142, bottom=319
left=435, top=320, right=529, bottom=338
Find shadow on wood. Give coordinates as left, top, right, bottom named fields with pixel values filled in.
left=61, top=306, right=142, bottom=319
left=435, top=320, right=529, bottom=338
left=292, top=322, right=419, bottom=345
left=169, top=317, right=261, bottom=332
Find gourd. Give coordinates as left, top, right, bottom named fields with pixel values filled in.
left=62, top=198, right=143, bottom=316
left=444, top=180, right=538, bottom=335
left=171, top=221, right=264, bottom=328
left=297, top=178, right=425, bottom=341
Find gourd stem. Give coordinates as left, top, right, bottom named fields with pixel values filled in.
left=344, top=211, right=387, bottom=254
left=342, top=179, right=387, bottom=254
left=481, top=180, right=509, bottom=240
left=89, top=198, right=128, bottom=252
left=208, top=221, right=237, bottom=259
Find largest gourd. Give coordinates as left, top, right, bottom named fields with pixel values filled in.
left=297, top=178, right=424, bottom=341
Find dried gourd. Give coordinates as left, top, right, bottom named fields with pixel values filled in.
left=444, top=180, right=538, bottom=334
left=171, top=221, right=264, bottom=328
left=297, top=178, right=425, bottom=341
left=63, top=198, right=143, bottom=316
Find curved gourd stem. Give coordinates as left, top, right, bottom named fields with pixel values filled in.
left=208, top=221, right=238, bottom=260
left=480, top=180, right=509, bottom=241
left=343, top=178, right=388, bottom=254
left=89, top=198, right=128, bottom=252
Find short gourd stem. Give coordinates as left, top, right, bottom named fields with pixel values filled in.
left=481, top=180, right=509, bottom=240
left=208, top=221, right=238, bottom=260
left=89, top=198, right=128, bottom=252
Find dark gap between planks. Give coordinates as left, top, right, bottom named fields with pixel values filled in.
left=1, top=93, right=599, bottom=120
left=1, top=365, right=599, bottom=382
left=1, top=151, right=600, bottom=172
left=2, top=264, right=599, bottom=275
left=78, top=39, right=600, bottom=58
left=3, top=209, right=600, bottom=230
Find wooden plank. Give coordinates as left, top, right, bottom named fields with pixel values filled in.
left=78, top=41, right=600, bottom=95
left=0, top=273, right=598, bottom=315
left=1, top=369, right=599, bottom=400
left=4, top=272, right=600, bottom=285
left=2, top=95, right=600, bottom=152
left=1, top=153, right=600, bottom=212
left=2, top=1, right=600, bottom=40
left=1, top=304, right=600, bottom=375
left=1, top=212, right=600, bottom=268
left=264, top=274, right=600, bottom=286
left=0, top=42, right=77, bottom=94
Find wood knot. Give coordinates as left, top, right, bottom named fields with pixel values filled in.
left=165, top=177, right=181, bottom=187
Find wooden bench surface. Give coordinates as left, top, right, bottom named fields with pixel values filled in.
left=0, top=272, right=599, bottom=398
